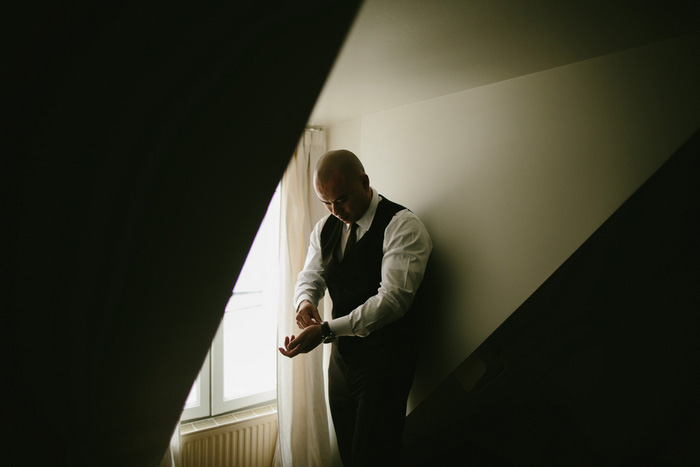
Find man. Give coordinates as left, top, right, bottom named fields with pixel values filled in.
left=279, top=149, right=432, bottom=466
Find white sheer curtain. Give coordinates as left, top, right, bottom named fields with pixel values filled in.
left=274, top=129, right=331, bottom=466
left=159, top=423, right=181, bottom=467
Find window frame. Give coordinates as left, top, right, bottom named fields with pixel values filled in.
left=211, top=321, right=276, bottom=415
left=181, top=352, right=211, bottom=421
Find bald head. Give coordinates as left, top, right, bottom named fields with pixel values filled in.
left=314, top=150, right=372, bottom=224
left=315, top=150, right=366, bottom=186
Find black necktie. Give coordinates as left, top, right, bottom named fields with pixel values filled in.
left=344, top=223, right=358, bottom=258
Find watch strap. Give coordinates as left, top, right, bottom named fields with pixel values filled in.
left=320, top=321, right=335, bottom=343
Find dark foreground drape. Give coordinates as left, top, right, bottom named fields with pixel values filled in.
left=2, top=2, right=361, bottom=466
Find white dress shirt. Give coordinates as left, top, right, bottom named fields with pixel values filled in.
left=294, top=189, right=433, bottom=337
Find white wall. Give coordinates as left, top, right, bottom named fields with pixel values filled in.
left=327, top=32, right=700, bottom=411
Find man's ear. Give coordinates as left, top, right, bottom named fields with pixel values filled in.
left=362, top=174, right=370, bottom=190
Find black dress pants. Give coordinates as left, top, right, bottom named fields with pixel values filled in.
left=328, top=343, right=417, bottom=467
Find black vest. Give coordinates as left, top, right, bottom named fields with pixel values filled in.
left=321, top=196, right=420, bottom=359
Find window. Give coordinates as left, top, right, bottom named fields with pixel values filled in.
left=182, top=187, right=280, bottom=421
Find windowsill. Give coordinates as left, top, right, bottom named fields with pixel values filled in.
left=180, top=403, right=278, bottom=435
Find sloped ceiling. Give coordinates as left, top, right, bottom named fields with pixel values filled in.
left=309, top=0, right=700, bottom=127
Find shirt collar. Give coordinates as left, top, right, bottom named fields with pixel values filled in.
left=348, top=188, right=379, bottom=236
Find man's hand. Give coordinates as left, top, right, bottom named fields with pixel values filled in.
left=296, top=300, right=322, bottom=329
left=278, top=324, right=323, bottom=358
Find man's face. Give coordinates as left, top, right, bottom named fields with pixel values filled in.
left=315, top=170, right=371, bottom=224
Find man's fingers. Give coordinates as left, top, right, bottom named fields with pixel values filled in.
left=287, top=336, right=300, bottom=351
left=279, top=335, right=299, bottom=358
left=278, top=344, right=299, bottom=358
left=279, top=348, right=297, bottom=358
left=283, top=335, right=298, bottom=349
left=296, top=303, right=321, bottom=329
left=297, top=313, right=321, bottom=329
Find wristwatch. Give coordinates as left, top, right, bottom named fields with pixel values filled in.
left=320, top=321, right=335, bottom=343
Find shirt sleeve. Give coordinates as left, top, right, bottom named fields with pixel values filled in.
left=329, top=210, right=433, bottom=337
left=293, top=216, right=329, bottom=310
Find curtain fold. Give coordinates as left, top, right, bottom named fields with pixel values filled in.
left=159, top=422, right=182, bottom=467
left=275, top=129, right=330, bottom=466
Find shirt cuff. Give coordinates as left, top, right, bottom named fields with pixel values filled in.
left=294, top=294, right=316, bottom=311
left=328, top=316, right=354, bottom=337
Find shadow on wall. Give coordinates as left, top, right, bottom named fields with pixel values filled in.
left=403, top=128, right=700, bottom=466
left=410, top=246, right=467, bottom=409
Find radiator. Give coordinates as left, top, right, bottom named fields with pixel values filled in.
left=181, top=407, right=278, bottom=467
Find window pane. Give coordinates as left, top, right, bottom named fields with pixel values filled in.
left=222, top=292, right=276, bottom=400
